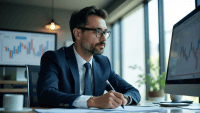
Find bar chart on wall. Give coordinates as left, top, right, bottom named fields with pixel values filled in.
left=0, top=30, right=56, bottom=66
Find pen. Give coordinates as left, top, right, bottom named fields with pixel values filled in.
left=106, top=80, right=124, bottom=109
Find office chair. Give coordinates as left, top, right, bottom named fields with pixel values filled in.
left=26, top=65, right=40, bottom=107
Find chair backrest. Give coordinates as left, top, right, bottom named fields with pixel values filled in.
left=26, top=65, right=40, bottom=107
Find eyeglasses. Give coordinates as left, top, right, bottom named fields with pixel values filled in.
left=78, top=27, right=111, bottom=39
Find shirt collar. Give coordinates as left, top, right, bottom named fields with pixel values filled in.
left=73, top=45, right=93, bottom=68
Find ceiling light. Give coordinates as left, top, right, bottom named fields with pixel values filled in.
left=45, top=0, right=61, bottom=30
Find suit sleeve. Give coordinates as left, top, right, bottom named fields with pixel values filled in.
left=106, top=57, right=141, bottom=105
left=37, top=51, right=80, bottom=108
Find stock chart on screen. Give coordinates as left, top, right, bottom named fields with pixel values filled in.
left=0, top=30, right=56, bottom=66
left=167, top=11, right=200, bottom=80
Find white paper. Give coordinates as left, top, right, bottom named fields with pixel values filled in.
left=34, top=106, right=165, bottom=113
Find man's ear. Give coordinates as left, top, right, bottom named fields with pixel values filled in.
left=73, top=28, right=82, bottom=41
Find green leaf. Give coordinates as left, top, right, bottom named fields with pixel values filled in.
left=130, top=59, right=166, bottom=91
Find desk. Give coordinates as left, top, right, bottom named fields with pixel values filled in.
left=0, top=102, right=200, bottom=113
left=138, top=101, right=200, bottom=113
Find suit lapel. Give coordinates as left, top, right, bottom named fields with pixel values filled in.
left=92, top=58, right=102, bottom=96
left=65, top=45, right=80, bottom=95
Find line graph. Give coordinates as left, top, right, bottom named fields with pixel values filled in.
left=180, top=39, right=200, bottom=69
left=167, top=9, right=200, bottom=80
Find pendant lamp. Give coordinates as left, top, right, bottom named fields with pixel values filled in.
left=45, top=0, right=61, bottom=30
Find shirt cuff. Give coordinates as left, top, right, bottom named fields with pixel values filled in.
left=124, top=95, right=132, bottom=105
left=72, top=95, right=92, bottom=108
left=127, top=95, right=133, bottom=105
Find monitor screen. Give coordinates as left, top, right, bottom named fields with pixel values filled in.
left=0, top=29, right=57, bottom=66
left=165, top=6, right=200, bottom=97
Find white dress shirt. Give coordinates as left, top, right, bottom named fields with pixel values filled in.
left=71, top=46, right=132, bottom=107
left=72, top=45, right=93, bottom=108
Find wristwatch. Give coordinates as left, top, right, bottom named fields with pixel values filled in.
left=123, top=94, right=131, bottom=104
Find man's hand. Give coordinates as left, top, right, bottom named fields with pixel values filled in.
left=87, top=90, right=128, bottom=109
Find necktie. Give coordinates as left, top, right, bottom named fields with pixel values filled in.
left=84, top=63, right=93, bottom=95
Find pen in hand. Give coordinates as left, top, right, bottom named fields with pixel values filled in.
left=106, top=80, right=124, bottom=109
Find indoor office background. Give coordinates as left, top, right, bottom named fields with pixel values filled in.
left=112, top=0, right=197, bottom=102
left=0, top=0, right=199, bottom=106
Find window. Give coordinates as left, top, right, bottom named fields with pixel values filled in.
left=149, top=0, right=160, bottom=84
left=121, top=4, right=146, bottom=101
left=102, top=28, right=112, bottom=65
left=111, top=0, right=197, bottom=102
left=112, top=21, right=121, bottom=75
left=164, top=0, right=195, bottom=68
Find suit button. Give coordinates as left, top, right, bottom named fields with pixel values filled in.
left=64, top=104, right=69, bottom=107
left=59, top=103, right=63, bottom=106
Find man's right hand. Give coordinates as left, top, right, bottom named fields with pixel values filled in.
left=87, top=90, right=127, bottom=109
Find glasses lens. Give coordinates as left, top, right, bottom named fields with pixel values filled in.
left=104, top=32, right=109, bottom=39
left=96, top=30, right=102, bottom=38
left=96, top=30, right=110, bottom=39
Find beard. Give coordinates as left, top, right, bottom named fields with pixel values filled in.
left=81, top=40, right=106, bottom=55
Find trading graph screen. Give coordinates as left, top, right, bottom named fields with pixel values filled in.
left=0, top=29, right=56, bottom=66
left=167, top=9, right=200, bottom=82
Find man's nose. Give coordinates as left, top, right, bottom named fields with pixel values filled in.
left=100, top=33, right=107, bottom=42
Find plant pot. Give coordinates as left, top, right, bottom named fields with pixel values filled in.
left=148, top=90, right=165, bottom=102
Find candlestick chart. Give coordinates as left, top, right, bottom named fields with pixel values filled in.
left=180, top=39, right=200, bottom=69
left=4, top=37, right=49, bottom=59
left=0, top=31, right=56, bottom=66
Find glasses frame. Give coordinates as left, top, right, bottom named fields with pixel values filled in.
left=78, top=27, right=111, bottom=39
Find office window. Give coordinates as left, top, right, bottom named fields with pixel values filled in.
left=102, top=28, right=112, bottom=65
left=163, top=0, right=197, bottom=102
left=122, top=5, right=146, bottom=101
left=149, top=0, right=160, bottom=80
left=112, top=21, right=121, bottom=75
left=164, top=0, right=195, bottom=67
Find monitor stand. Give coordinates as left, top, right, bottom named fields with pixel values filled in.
left=159, top=100, right=200, bottom=110
left=159, top=102, right=191, bottom=107
left=159, top=94, right=194, bottom=107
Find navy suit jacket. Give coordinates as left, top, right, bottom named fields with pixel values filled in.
left=37, top=44, right=141, bottom=108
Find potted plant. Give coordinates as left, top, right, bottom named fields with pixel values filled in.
left=129, top=59, right=166, bottom=101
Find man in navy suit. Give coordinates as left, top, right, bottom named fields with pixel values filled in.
left=37, top=6, right=140, bottom=109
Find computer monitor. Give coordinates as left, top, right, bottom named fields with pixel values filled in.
left=0, top=29, right=57, bottom=66
left=165, top=5, right=200, bottom=99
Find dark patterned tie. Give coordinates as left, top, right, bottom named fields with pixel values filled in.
left=84, top=63, right=93, bottom=95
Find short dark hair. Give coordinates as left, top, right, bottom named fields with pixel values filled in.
left=69, top=6, right=108, bottom=42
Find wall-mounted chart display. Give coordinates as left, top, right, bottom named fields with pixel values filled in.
left=0, top=29, right=57, bottom=66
